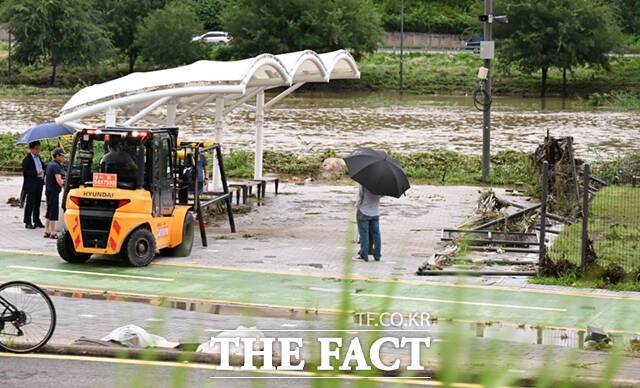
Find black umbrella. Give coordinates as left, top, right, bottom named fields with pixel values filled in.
left=344, top=148, right=410, bottom=198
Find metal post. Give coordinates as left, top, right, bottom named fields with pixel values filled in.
left=215, top=145, right=236, bottom=233
left=567, top=137, right=580, bottom=201
left=581, top=164, right=590, bottom=272
left=8, top=31, right=12, bottom=81
left=254, top=90, right=264, bottom=179
left=166, top=102, right=177, bottom=126
left=213, top=96, right=224, bottom=190
left=399, top=0, right=404, bottom=93
left=105, top=107, right=117, bottom=127
left=539, top=161, right=548, bottom=266
left=194, top=147, right=208, bottom=247
left=481, top=0, right=492, bottom=182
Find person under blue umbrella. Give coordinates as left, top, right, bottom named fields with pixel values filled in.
left=22, top=141, right=45, bottom=229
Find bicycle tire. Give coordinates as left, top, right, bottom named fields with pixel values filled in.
left=0, top=281, right=56, bottom=353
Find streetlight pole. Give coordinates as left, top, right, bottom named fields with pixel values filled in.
left=8, top=31, right=12, bottom=81
left=481, top=0, right=492, bottom=182
left=399, top=0, right=404, bottom=93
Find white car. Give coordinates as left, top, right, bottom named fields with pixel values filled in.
left=191, top=31, right=232, bottom=44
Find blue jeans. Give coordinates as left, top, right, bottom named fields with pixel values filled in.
left=357, top=210, right=381, bottom=260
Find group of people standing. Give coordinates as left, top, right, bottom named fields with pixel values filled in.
left=21, top=141, right=66, bottom=239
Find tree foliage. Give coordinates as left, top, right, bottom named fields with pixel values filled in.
left=608, top=0, right=640, bottom=39
left=191, top=0, right=229, bottom=30
left=222, top=0, right=384, bottom=58
left=135, top=2, right=204, bottom=67
left=495, top=0, right=623, bottom=97
left=95, top=0, right=167, bottom=73
left=1, top=0, right=112, bottom=85
left=373, top=0, right=478, bottom=34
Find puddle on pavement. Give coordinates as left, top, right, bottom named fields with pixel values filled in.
left=295, top=263, right=325, bottom=269
left=46, top=288, right=635, bottom=351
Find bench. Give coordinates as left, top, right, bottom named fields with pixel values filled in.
left=249, top=175, right=279, bottom=198
left=228, top=180, right=264, bottom=201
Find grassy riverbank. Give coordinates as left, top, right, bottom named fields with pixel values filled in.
left=2, top=133, right=635, bottom=186
left=0, top=132, right=534, bottom=185
left=2, top=48, right=640, bottom=102
left=4, top=131, right=636, bottom=185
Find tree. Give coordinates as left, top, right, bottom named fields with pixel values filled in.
left=609, top=0, right=640, bottom=35
left=191, top=0, right=229, bottom=30
left=96, top=0, right=167, bottom=73
left=1, top=0, right=112, bottom=85
left=222, top=0, right=384, bottom=58
left=495, top=0, right=622, bottom=97
left=135, top=2, right=204, bottom=67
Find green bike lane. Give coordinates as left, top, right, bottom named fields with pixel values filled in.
left=1, top=250, right=639, bottom=334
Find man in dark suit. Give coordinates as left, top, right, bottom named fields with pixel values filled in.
left=22, top=141, right=45, bottom=229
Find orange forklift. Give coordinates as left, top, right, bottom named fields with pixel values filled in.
left=58, top=127, right=235, bottom=266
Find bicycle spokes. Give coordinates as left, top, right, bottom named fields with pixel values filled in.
left=0, top=282, right=56, bottom=353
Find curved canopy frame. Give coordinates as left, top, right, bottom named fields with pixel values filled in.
left=55, top=49, right=359, bottom=182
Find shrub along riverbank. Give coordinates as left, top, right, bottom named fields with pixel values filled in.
left=2, top=132, right=634, bottom=187
left=2, top=50, right=640, bottom=104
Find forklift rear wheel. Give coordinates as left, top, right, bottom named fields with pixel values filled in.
left=57, top=231, right=92, bottom=263
left=123, top=228, right=156, bottom=267
left=160, top=212, right=194, bottom=257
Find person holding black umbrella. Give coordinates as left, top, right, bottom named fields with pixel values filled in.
left=22, top=141, right=46, bottom=229
left=344, top=148, right=411, bottom=262
left=355, top=184, right=382, bottom=261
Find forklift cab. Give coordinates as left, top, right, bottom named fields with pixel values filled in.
left=67, top=127, right=178, bottom=217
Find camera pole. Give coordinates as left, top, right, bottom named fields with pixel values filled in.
left=481, top=0, right=492, bottom=182
left=399, top=0, right=404, bottom=93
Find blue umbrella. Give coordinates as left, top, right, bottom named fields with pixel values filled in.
left=15, top=123, right=76, bottom=144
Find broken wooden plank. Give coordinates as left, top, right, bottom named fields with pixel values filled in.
left=472, top=204, right=542, bottom=230
left=468, top=246, right=540, bottom=254
left=417, top=269, right=537, bottom=276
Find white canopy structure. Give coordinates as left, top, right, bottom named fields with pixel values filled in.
left=55, top=49, right=360, bottom=184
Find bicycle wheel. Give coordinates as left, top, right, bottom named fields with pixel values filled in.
left=0, top=281, right=56, bottom=353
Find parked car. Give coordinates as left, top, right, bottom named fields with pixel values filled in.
left=465, top=37, right=481, bottom=54
left=192, top=31, right=232, bottom=45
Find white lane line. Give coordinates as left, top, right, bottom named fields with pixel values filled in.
left=351, top=293, right=567, bottom=312
left=7, top=265, right=174, bottom=282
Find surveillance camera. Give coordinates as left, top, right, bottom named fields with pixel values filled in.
left=494, top=15, right=509, bottom=23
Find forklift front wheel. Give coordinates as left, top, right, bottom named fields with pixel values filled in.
left=57, top=231, right=92, bottom=263
left=123, top=228, right=156, bottom=267
left=160, top=212, right=194, bottom=257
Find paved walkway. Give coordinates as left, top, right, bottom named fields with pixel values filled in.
left=1, top=176, right=639, bottom=334
left=2, top=251, right=639, bottom=334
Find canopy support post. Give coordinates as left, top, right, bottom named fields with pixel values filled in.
left=223, top=88, right=261, bottom=115
left=175, top=94, right=216, bottom=124
left=105, top=107, right=117, bottom=127
left=254, top=90, right=264, bottom=179
left=264, top=82, right=305, bottom=110
left=123, top=96, right=171, bottom=126
left=166, top=101, right=177, bottom=126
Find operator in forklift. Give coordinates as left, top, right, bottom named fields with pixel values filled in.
left=100, top=135, right=138, bottom=183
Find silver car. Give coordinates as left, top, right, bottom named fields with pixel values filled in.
left=191, top=31, right=232, bottom=44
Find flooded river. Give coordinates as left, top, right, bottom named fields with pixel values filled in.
left=1, top=92, right=638, bottom=159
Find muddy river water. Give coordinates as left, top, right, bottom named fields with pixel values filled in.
left=1, top=92, right=638, bottom=159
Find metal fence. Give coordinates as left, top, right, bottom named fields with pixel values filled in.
left=543, top=162, right=640, bottom=274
